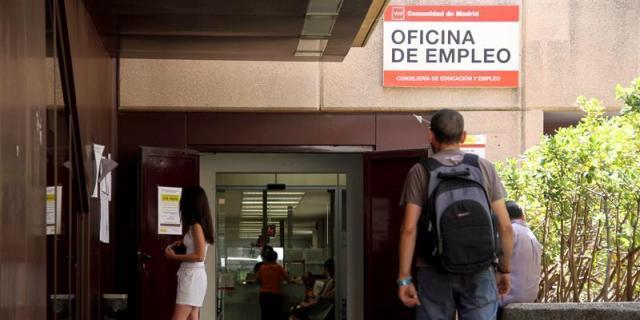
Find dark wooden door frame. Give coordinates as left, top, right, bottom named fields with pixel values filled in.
left=54, top=0, right=93, bottom=318
left=363, top=149, right=429, bottom=320
left=55, top=0, right=89, bottom=214
left=137, top=146, right=200, bottom=320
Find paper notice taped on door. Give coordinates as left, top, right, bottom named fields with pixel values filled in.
left=100, top=188, right=110, bottom=243
left=158, top=186, right=183, bottom=235
left=91, top=144, right=105, bottom=198
left=46, top=186, right=62, bottom=235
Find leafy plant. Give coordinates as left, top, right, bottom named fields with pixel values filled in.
left=497, top=77, right=640, bottom=302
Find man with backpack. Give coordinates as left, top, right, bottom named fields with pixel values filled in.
left=397, top=109, right=514, bottom=319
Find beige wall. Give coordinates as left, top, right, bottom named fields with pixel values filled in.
left=121, top=0, right=640, bottom=112
left=119, top=0, right=637, bottom=156
left=121, top=60, right=321, bottom=111
left=525, top=0, right=640, bottom=110
left=460, top=111, right=522, bottom=161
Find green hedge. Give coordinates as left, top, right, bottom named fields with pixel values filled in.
left=497, top=78, right=640, bottom=302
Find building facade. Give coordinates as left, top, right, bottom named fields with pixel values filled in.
left=1, top=0, right=640, bottom=320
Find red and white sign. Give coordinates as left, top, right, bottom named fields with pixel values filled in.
left=461, top=134, right=487, bottom=158
left=383, top=6, right=520, bottom=88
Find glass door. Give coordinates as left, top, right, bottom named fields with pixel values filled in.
left=215, top=173, right=343, bottom=320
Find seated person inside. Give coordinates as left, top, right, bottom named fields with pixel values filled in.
left=290, top=259, right=335, bottom=320
left=301, top=272, right=316, bottom=303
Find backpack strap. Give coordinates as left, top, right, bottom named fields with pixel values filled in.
left=419, top=157, right=442, bottom=203
left=420, top=157, right=442, bottom=173
left=461, top=153, right=481, bottom=169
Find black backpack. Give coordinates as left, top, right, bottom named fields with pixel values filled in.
left=417, top=153, right=499, bottom=273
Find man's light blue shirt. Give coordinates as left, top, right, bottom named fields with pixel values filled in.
left=500, top=219, right=542, bottom=306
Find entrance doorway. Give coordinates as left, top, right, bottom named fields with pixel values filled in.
left=134, top=150, right=425, bottom=320
left=215, top=174, right=345, bottom=320
left=199, top=153, right=363, bottom=320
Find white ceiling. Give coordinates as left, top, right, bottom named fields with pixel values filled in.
left=218, top=190, right=331, bottom=220
left=217, top=189, right=331, bottom=240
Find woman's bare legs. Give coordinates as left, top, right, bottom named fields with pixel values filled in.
left=187, top=307, right=200, bottom=320
left=172, top=304, right=193, bottom=320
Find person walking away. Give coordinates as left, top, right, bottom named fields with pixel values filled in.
left=257, top=249, right=287, bottom=320
left=165, top=186, right=215, bottom=320
left=254, top=245, right=275, bottom=274
left=397, top=109, right=514, bottom=320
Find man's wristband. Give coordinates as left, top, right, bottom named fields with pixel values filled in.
left=397, top=277, right=413, bottom=287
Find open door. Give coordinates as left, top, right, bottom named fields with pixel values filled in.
left=363, top=149, right=429, bottom=320
left=138, top=147, right=200, bottom=320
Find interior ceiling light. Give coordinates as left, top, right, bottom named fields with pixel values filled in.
left=268, top=192, right=305, bottom=196
left=241, top=200, right=299, bottom=204
left=242, top=206, right=292, bottom=209
left=242, top=212, right=288, bottom=215
left=242, top=207, right=290, bottom=210
left=227, top=257, right=261, bottom=262
left=238, top=190, right=303, bottom=219
left=242, top=201, right=300, bottom=205
left=243, top=196, right=303, bottom=201
left=242, top=216, right=289, bottom=219
left=295, top=0, right=343, bottom=57
left=243, top=191, right=305, bottom=196
left=240, top=221, right=278, bottom=225
left=241, top=216, right=289, bottom=219
left=243, top=195, right=303, bottom=199
left=241, top=211, right=289, bottom=217
left=243, top=202, right=297, bottom=206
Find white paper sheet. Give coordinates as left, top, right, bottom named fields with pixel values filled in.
left=100, top=156, right=109, bottom=200
left=91, top=144, right=105, bottom=198
left=100, top=187, right=110, bottom=243
left=46, top=186, right=63, bottom=235
left=158, top=186, right=183, bottom=235
left=106, top=153, right=113, bottom=201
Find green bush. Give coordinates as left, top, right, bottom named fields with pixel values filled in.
left=496, top=78, right=640, bottom=302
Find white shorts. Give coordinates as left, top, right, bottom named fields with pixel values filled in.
left=176, top=267, right=207, bottom=307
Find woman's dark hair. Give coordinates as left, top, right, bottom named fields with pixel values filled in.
left=261, top=245, right=274, bottom=258
left=179, top=186, right=215, bottom=244
left=324, top=258, right=335, bottom=277
left=302, top=272, right=315, bottom=289
left=264, top=250, right=278, bottom=262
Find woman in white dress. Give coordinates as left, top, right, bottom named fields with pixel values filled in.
left=165, top=186, right=215, bottom=320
